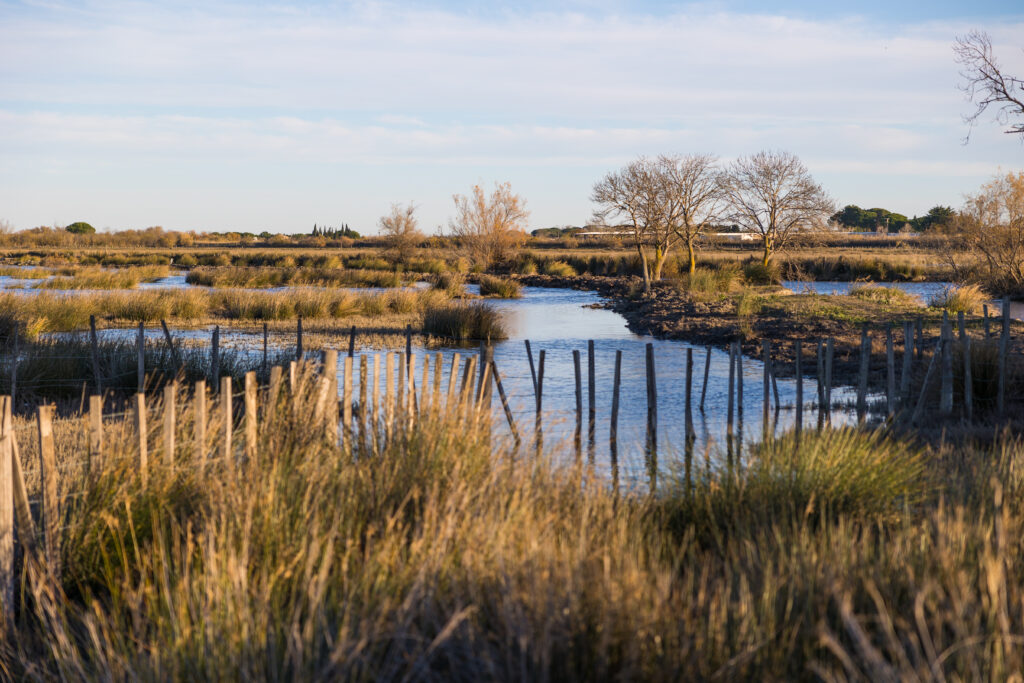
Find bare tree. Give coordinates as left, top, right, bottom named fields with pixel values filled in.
left=662, top=154, right=722, bottom=274
left=719, top=151, right=834, bottom=266
left=592, top=157, right=664, bottom=291
left=450, top=182, right=529, bottom=268
left=954, top=31, right=1024, bottom=140
left=378, top=202, right=422, bottom=263
left=957, top=171, right=1024, bottom=294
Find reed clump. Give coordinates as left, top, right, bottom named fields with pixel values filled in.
left=477, top=275, right=522, bottom=298
left=927, top=283, right=988, bottom=315
left=422, top=301, right=507, bottom=342
left=848, top=283, right=921, bottom=306
left=429, top=271, right=466, bottom=297
left=185, top=266, right=405, bottom=289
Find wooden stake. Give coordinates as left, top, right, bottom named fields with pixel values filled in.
left=940, top=314, right=953, bottom=415
left=221, top=376, right=233, bottom=468
left=727, top=341, right=736, bottom=461
left=89, top=395, right=103, bottom=472
left=359, top=354, right=368, bottom=448
left=856, top=324, right=869, bottom=423
left=825, top=338, right=834, bottom=422
left=957, top=311, right=966, bottom=345
left=816, top=340, right=825, bottom=430
left=886, top=324, right=895, bottom=417
left=684, top=347, right=694, bottom=497
left=795, top=341, right=803, bottom=442
left=964, top=335, right=974, bottom=422
left=90, top=314, right=102, bottom=394
left=348, top=325, right=356, bottom=358
left=446, top=353, right=461, bottom=413
left=911, top=338, right=942, bottom=424
left=194, top=380, right=206, bottom=468
left=998, top=298, right=1009, bottom=416
left=211, top=325, right=220, bottom=387
left=762, top=340, right=771, bottom=442
left=385, top=352, right=395, bottom=436
left=342, top=355, right=353, bottom=447
left=8, top=325, right=15, bottom=411
left=268, top=366, right=282, bottom=412
left=645, top=342, right=657, bottom=493
left=37, top=405, right=59, bottom=576
left=296, top=316, right=303, bottom=360
left=245, top=372, right=257, bottom=465
left=163, top=382, right=176, bottom=468
left=983, top=303, right=991, bottom=339
left=0, top=400, right=13, bottom=629
left=134, top=393, right=148, bottom=486
left=587, top=339, right=596, bottom=463
left=525, top=340, right=538, bottom=399
left=900, top=321, right=914, bottom=409
left=262, top=322, right=268, bottom=379
left=534, top=350, right=545, bottom=457
left=610, top=349, right=622, bottom=494
left=325, top=350, right=340, bottom=444
left=491, top=360, right=519, bottom=449
left=573, top=349, right=582, bottom=463
left=420, top=353, right=430, bottom=413
left=433, top=352, right=443, bottom=411
left=915, top=317, right=923, bottom=361
left=372, top=354, right=381, bottom=447
left=161, top=319, right=181, bottom=371
left=137, top=321, right=145, bottom=394
left=397, top=352, right=406, bottom=421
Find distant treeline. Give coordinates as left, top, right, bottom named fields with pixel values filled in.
left=828, top=205, right=955, bottom=233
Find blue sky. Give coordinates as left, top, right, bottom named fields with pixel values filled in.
left=1, top=0, right=1022, bottom=234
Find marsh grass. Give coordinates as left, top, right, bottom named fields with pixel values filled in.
left=672, top=264, right=742, bottom=297
left=422, top=301, right=507, bottom=342
left=0, top=288, right=450, bottom=333
left=7, top=380, right=1024, bottom=679
left=848, top=283, right=921, bottom=306
left=477, top=275, right=522, bottom=298
left=927, top=283, right=988, bottom=314
left=429, top=271, right=466, bottom=297
left=185, top=265, right=405, bottom=288
left=541, top=260, right=577, bottom=277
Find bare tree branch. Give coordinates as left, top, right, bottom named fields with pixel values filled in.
left=954, top=30, right=1024, bottom=142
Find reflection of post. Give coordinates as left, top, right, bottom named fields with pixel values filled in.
left=816, top=340, right=825, bottom=431
left=825, top=338, right=834, bottom=423
left=645, top=343, right=657, bottom=494
left=900, top=321, right=913, bottom=410
left=610, top=349, right=621, bottom=496
left=699, top=345, right=711, bottom=411
left=762, top=340, right=770, bottom=443
left=736, top=341, right=744, bottom=469
left=726, top=341, right=735, bottom=472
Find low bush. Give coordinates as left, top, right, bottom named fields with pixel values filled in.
left=542, top=260, right=576, bottom=277
left=927, top=284, right=988, bottom=315
left=742, top=260, right=782, bottom=286
left=477, top=275, right=522, bottom=298
left=848, top=283, right=920, bottom=306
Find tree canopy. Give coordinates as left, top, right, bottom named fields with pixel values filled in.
left=65, top=221, right=96, bottom=235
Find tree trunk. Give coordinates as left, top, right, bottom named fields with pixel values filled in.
left=762, top=235, right=772, bottom=266
left=636, top=243, right=652, bottom=292
left=652, top=245, right=666, bottom=282
left=687, top=238, right=696, bottom=273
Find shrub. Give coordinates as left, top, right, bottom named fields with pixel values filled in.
left=430, top=272, right=466, bottom=297
left=742, top=260, right=781, bottom=286
left=542, top=260, right=576, bottom=277
left=478, top=275, right=522, bottom=298
left=927, top=284, right=987, bottom=315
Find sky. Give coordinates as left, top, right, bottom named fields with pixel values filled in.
left=1, top=0, right=1023, bottom=235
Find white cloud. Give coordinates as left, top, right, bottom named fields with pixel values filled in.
left=0, top=1, right=1021, bottom=230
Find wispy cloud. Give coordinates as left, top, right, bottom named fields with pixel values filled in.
left=0, top=0, right=1021, bottom=231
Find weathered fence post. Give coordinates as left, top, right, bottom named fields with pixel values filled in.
left=372, top=354, right=381, bottom=447
left=433, top=352, right=443, bottom=411
left=491, top=359, right=519, bottom=450
left=816, top=340, right=825, bottom=430
left=964, top=335, right=974, bottom=422
left=534, top=350, right=545, bottom=457
left=762, top=340, right=771, bottom=442
left=89, top=395, right=103, bottom=471
left=90, top=314, right=103, bottom=394
left=587, top=339, right=596, bottom=463
left=262, top=322, right=268, bottom=379
left=727, top=341, right=736, bottom=467
left=998, top=298, right=1010, bottom=416
left=886, top=324, right=895, bottom=417
left=685, top=347, right=694, bottom=497
left=610, top=349, right=622, bottom=494
left=0, top=399, right=13, bottom=629
left=134, top=392, right=148, bottom=486
left=957, top=311, right=966, bottom=345
left=446, top=353, right=460, bottom=412
left=245, top=372, right=257, bottom=465
left=385, top=353, right=395, bottom=436
left=268, top=366, right=282, bottom=413
left=795, top=341, right=803, bottom=443
left=900, top=321, right=914, bottom=409
left=342, top=354, right=352, bottom=448
left=359, top=354, right=368, bottom=449
left=940, top=313, right=953, bottom=415
left=211, top=325, right=220, bottom=388
left=915, top=317, right=924, bottom=361
left=37, top=405, right=59, bottom=577
left=8, top=325, right=16, bottom=411
left=856, top=324, right=869, bottom=423
left=296, top=316, right=303, bottom=360
left=397, top=353, right=406, bottom=422
left=348, top=325, right=356, bottom=358
left=194, top=380, right=207, bottom=468
left=573, top=349, right=582, bottom=464
left=221, top=376, right=233, bottom=468
left=161, top=319, right=181, bottom=371
left=983, top=303, right=991, bottom=339
left=911, top=338, right=943, bottom=424
left=825, top=338, right=834, bottom=423
left=163, top=382, right=176, bottom=467
left=525, top=340, right=538, bottom=399
left=137, top=321, right=145, bottom=394
left=645, top=342, right=657, bottom=493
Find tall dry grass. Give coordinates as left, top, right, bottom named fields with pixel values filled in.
left=6, top=374, right=1024, bottom=680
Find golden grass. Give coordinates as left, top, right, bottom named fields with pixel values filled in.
left=5, top=375, right=1024, bottom=679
